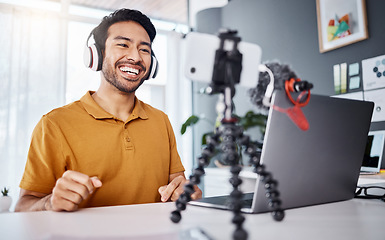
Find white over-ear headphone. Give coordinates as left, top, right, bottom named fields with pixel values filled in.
left=83, top=30, right=159, bottom=80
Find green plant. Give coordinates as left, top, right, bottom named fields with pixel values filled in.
left=180, top=111, right=267, bottom=167
left=181, top=115, right=215, bottom=146
left=181, top=110, right=267, bottom=166
left=1, top=187, right=9, bottom=197
left=181, top=110, right=267, bottom=145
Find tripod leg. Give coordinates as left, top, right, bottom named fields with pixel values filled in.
left=221, top=123, right=248, bottom=240
left=228, top=165, right=248, bottom=240
left=170, top=133, right=220, bottom=223
left=253, top=163, right=285, bottom=221
left=241, top=135, right=285, bottom=221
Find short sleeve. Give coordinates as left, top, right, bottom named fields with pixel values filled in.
left=19, top=115, right=67, bottom=194
left=165, top=116, right=185, bottom=174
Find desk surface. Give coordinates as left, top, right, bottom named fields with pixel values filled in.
left=1, top=175, right=384, bottom=240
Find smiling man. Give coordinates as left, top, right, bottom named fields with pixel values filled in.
left=15, top=9, right=201, bottom=212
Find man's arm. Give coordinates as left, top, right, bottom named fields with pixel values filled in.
left=15, top=189, right=51, bottom=212
left=158, top=172, right=202, bottom=202
left=15, top=170, right=102, bottom=212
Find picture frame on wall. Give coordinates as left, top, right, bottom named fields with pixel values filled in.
left=316, top=0, right=368, bottom=53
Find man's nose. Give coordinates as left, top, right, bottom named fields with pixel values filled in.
left=125, top=48, right=142, bottom=62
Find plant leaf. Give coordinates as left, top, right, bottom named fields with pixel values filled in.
left=202, top=132, right=214, bottom=145
left=180, top=115, right=200, bottom=135
left=1, top=187, right=9, bottom=196
left=239, top=111, right=267, bottom=130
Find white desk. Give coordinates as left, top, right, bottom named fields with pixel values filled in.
left=1, top=175, right=384, bottom=240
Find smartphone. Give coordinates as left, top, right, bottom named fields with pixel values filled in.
left=184, top=31, right=262, bottom=88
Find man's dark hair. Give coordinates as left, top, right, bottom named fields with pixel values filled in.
left=92, top=8, right=156, bottom=52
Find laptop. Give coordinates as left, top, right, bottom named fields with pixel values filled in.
left=189, top=90, right=374, bottom=213
left=360, top=130, right=385, bottom=174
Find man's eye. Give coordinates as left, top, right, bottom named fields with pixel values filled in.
left=141, top=49, right=150, bottom=53
left=118, top=43, right=128, bottom=47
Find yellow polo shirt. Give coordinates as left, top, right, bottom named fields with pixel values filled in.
left=20, top=91, right=185, bottom=208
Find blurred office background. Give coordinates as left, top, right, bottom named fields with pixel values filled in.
left=1, top=0, right=384, bottom=210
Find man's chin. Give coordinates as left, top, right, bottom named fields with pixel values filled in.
left=120, top=78, right=146, bottom=93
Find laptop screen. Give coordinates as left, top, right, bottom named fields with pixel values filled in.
left=361, top=130, right=385, bottom=173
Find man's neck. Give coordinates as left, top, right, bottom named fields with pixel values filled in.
left=92, top=85, right=135, bottom=122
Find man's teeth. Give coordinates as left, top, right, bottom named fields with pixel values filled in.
left=120, top=66, right=139, bottom=75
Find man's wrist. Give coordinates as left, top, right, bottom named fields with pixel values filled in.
left=42, top=195, right=52, bottom=211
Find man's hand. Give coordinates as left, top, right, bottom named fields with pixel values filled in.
left=158, top=172, right=202, bottom=202
left=49, top=170, right=102, bottom=211
left=15, top=170, right=102, bottom=212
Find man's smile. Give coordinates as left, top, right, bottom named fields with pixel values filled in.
left=117, top=62, right=145, bottom=80
left=120, top=66, right=139, bottom=75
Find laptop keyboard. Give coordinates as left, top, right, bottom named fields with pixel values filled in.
left=221, top=193, right=254, bottom=208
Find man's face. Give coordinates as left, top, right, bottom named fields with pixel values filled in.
left=102, top=21, right=152, bottom=93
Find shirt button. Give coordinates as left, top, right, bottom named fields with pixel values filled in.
left=126, top=137, right=130, bottom=142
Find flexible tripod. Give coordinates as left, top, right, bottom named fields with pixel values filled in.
left=170, top=30, right=285, bottom=240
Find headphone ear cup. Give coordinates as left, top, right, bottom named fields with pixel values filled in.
left=147, top=54, right=159, bottom=79
left=83, top=43, right=103, bottom=71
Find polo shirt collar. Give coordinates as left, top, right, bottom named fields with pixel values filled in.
left=131, top=97, right=149, bottom=120
left=80, top=91, right=149, bottom=121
